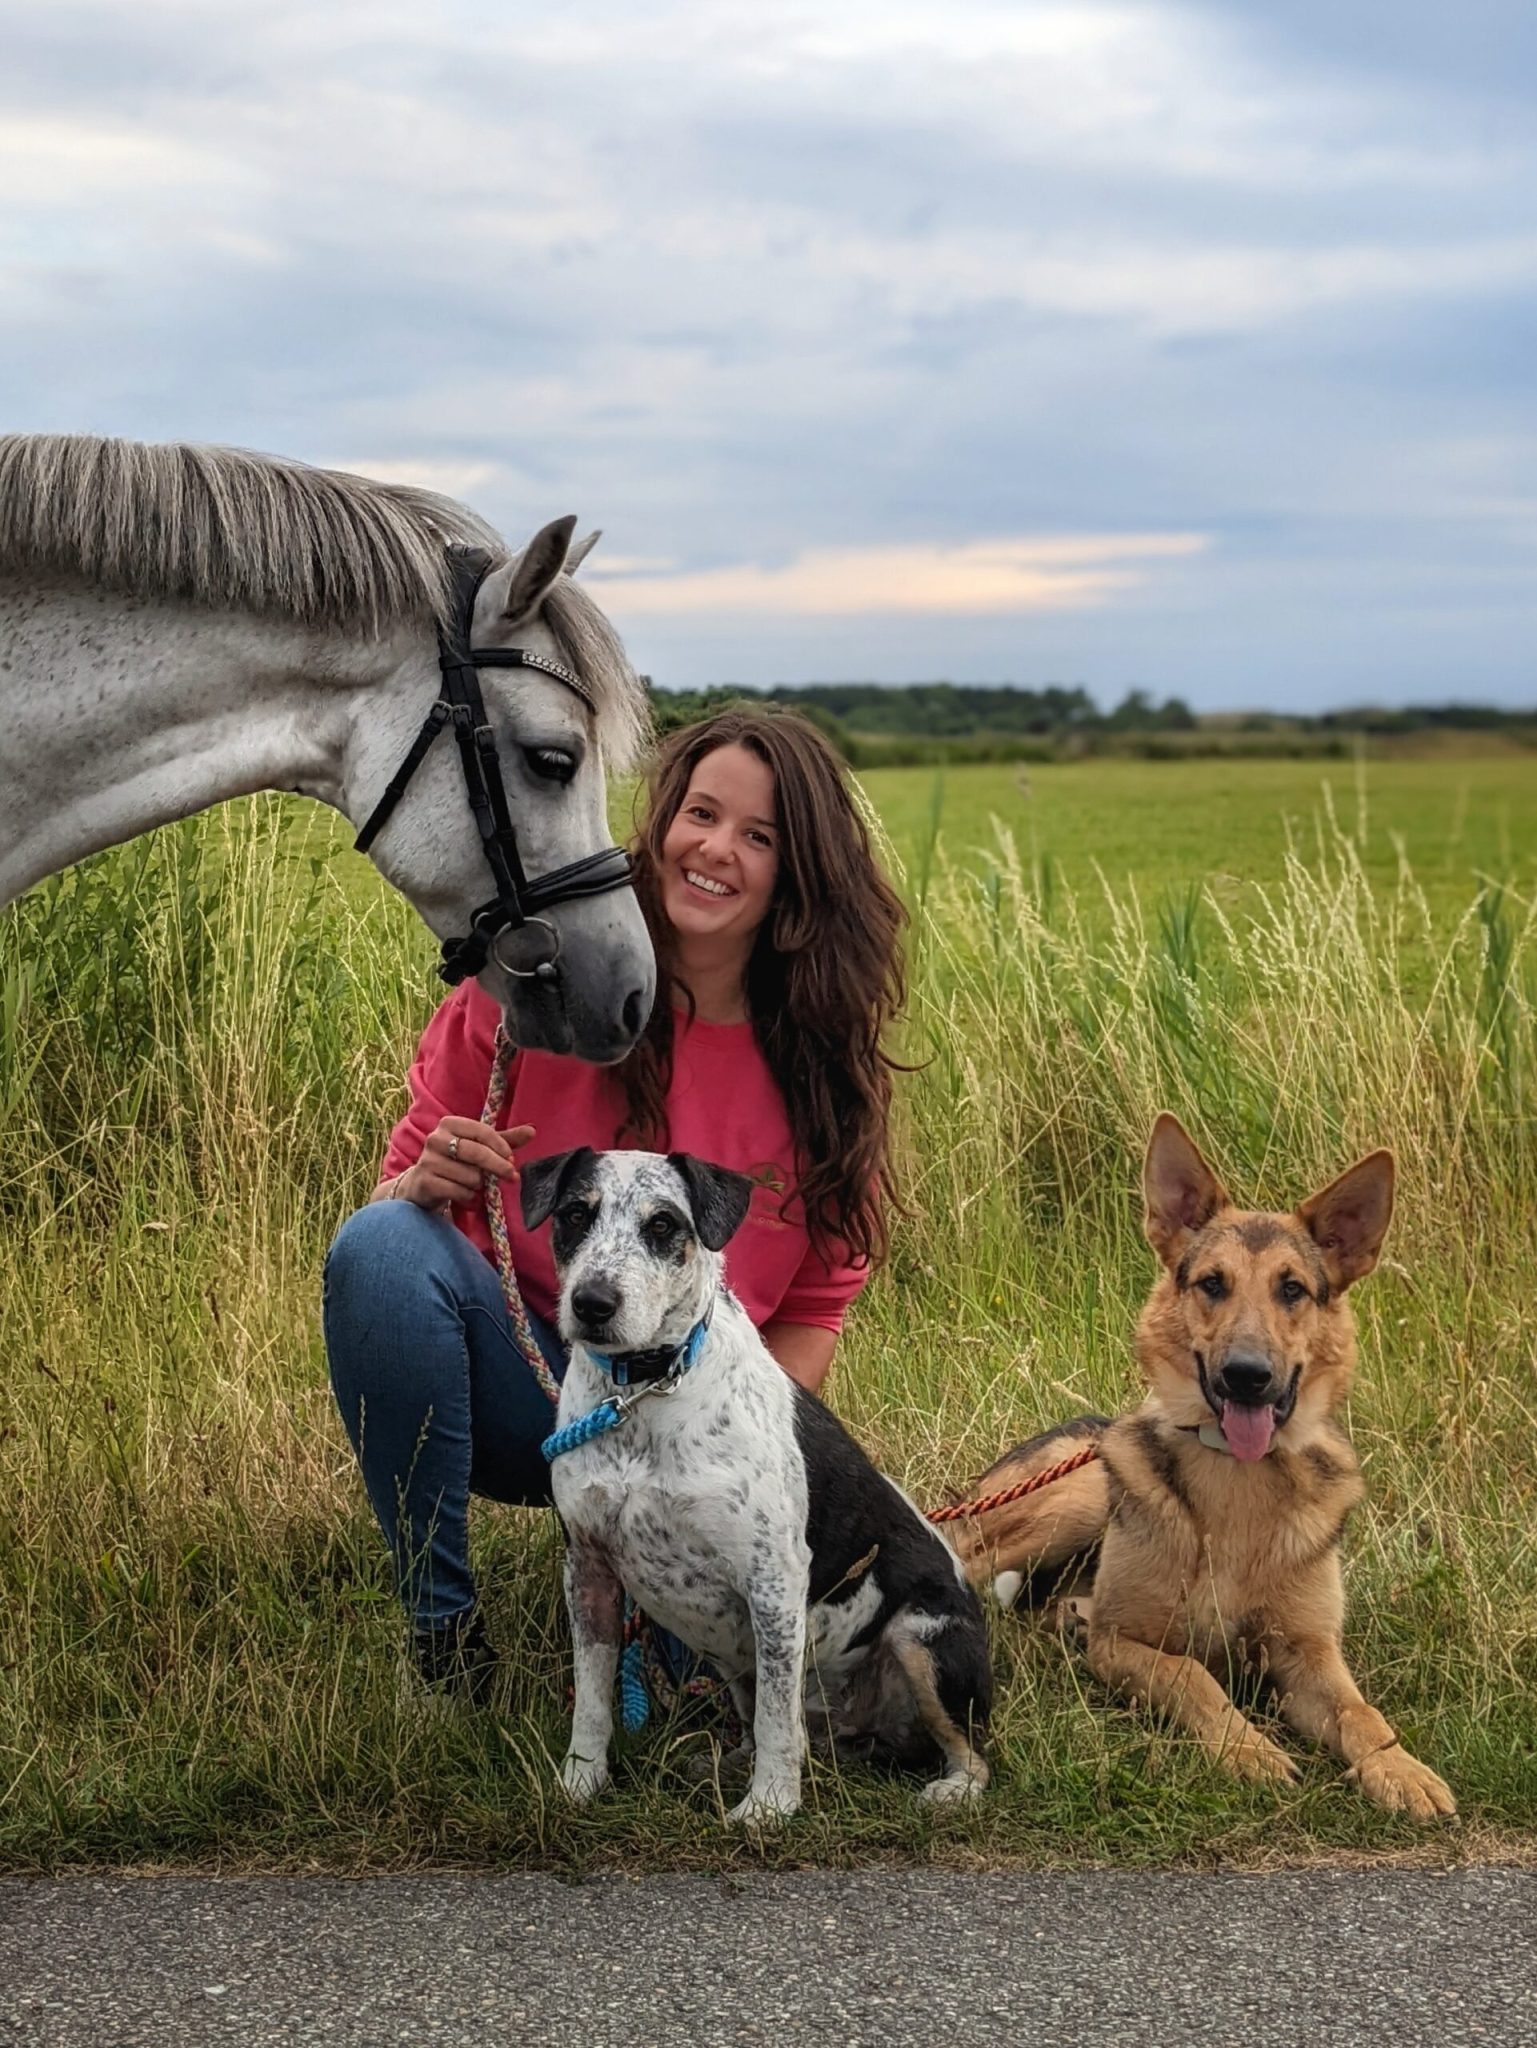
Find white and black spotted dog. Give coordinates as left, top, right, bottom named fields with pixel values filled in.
left=520, top=1147, right=992, bottom=1823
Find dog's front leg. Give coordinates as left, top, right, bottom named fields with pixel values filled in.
left=1268, top=1635, right=1456, bottom=1821
left=561, top=1539, right=623, bottom=1802
left=727, top=1595, right=806, bottom=1826
left=1087, top=1625, right=1300, bottom=1786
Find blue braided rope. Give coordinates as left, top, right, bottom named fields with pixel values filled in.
left=541, top=1400, right=624, bottom=1464
left=621, top=1627, right=650, bottom=1733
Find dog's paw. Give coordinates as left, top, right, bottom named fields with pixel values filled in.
left=1357, top=1747, right=1457, bottom=1822
left=919, top=1768, right=987, bottom=1806
left=1223, top=1733, right=1301, bottom=1788
left=559, top=1750, right=610, bottom=1803
left=1054, top=1594, right=1094, bottom=1647
left=725, top=1780, right=801, bottom=1827
left=992, top=1570, right=1024, bottom=1611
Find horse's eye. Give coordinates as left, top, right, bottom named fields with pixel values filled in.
left=1198, top=1272, right=1226, bottom=1302
left=525, top=746, right=577, bottom=785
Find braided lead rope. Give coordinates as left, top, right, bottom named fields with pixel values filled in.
left=620, top=1602, right=651, bottom=1733
left=480, top=1026, right=563, bottom=1405
left=924, top=1440, right=1101, bottom=1525
left=542, top=1399, right=626, bottom=1463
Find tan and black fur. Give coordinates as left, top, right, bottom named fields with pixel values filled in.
left=954, top=1115, right=1455, bottom=1821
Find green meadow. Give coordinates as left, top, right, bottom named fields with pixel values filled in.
left=1, top=751, right=1534, bottom=1871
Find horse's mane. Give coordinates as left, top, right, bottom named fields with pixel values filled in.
left=0, top=433, right=648, bottom=770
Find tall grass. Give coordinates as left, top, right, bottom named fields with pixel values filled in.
left=1, top=792, right=1533, bottom=1871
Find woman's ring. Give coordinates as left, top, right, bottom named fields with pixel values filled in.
left=447, top=1134, right=460, bottom=1162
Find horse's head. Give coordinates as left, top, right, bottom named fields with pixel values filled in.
left=350, top=516, right=656, bottom=1063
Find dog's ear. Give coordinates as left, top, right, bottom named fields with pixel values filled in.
left=519, top=1146, right=597, bottom=1232
left=668, top=1154, right=755, bottom=1252
left=1143, top=1113, right=1228, bottom=1268
left=1296, top=1150, right=1394, bottom=1292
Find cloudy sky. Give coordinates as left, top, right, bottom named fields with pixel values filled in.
left=4, top=2, right=1533, bottom=708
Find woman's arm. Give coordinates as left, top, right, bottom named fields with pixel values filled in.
left=761, top=1320, right=837, bottom=1396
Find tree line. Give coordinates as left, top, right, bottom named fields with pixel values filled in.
left=644, top=680, right=1535, bottom=764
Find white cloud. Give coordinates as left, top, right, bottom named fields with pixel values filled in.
left=590, top=532, right=1210, bottom=616
left=0, top=112, right=235, bottom=200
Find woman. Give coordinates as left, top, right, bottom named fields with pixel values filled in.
left=324, top=706, right=907, bottom=1696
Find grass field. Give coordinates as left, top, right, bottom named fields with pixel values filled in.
left=1, top=753, right=1534, bottom=1872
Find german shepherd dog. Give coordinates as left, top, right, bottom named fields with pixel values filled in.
left=953, top=1115, right=1456, bottom=1821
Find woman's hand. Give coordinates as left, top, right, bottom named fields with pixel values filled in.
left=385, top=1118, right=536, bottom=1213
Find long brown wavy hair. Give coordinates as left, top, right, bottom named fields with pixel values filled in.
left=620, top=706, right=907, bottom=1268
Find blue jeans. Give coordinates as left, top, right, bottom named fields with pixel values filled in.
left=323, top=1200, right=568, bottom=1630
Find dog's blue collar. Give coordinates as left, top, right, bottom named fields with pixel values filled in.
left=541, top=1314, right=710, bottom=1466
left=588, top=1314, right=710, bottom=1389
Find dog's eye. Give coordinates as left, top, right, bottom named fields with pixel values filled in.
left=1278, top=1277, right=1310, bottom=1307
left=557, top=1200, right=592, bottom=1230
left=1197, top=1273, right=1227, bottom=1302
left=524, top=746, right=577, bottom=785
left=643, top=1214, right=678, bottom=1249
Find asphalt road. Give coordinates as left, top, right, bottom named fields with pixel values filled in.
left=2, top=1867, right=1532, bottom=2048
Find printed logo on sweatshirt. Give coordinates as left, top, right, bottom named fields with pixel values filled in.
left=745, top=1160, right=791, bottom=1227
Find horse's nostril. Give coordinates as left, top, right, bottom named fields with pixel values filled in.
left=621, top=986, right=648, bottom=1040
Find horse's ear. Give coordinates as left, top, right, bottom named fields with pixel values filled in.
left=497, top=515, right=577, bottom=625
left=564, top=530, right=602, bottom=575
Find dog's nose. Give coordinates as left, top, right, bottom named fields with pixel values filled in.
left=1216, top=1357, right=1273, bottom=1401
left=572, top=1280, right=620, bottom=1327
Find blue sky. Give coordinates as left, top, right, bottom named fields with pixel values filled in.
left=3, top=1, right=1533, bottom=709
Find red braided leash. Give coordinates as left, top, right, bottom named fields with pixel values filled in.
left=925, top=1440, right=1101, bottom=1525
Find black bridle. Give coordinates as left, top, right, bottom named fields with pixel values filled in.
left=354, top=546, right=635, bottom=987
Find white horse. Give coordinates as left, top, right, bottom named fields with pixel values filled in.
left=0, top=434, right=655, bottom=1062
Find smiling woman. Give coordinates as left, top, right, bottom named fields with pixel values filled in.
left=322, top=705, right=909, bottom=1699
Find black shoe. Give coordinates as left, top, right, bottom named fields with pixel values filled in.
left=411, top=1610, right=500, bottom=1705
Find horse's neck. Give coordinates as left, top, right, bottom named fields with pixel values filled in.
left=0, top=582, right=406, bottom=903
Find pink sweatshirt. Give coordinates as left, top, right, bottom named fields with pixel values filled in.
left=381, top=981, right=870, bottom=1334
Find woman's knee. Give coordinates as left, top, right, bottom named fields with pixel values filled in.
left=322, top=1203, right=464, bottom=1390
left=324, top=1198, right=457, bottom=1306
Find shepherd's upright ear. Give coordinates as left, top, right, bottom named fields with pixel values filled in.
left=1296, top=1150, right=1395, bottom=1292
left=494, top=514, right=578, bottom=626
left=1143, top=1113, right=1228, bottom=1269
left=520, top=1146, right=597, bottom=1232
left=668, top=1154, right=755, bottom=1252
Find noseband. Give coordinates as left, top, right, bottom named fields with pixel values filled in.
left=354, top=546, right=635, bottom=987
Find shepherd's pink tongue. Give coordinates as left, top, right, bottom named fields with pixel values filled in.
left=1221, top=1400, right=1276, bottom=1461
